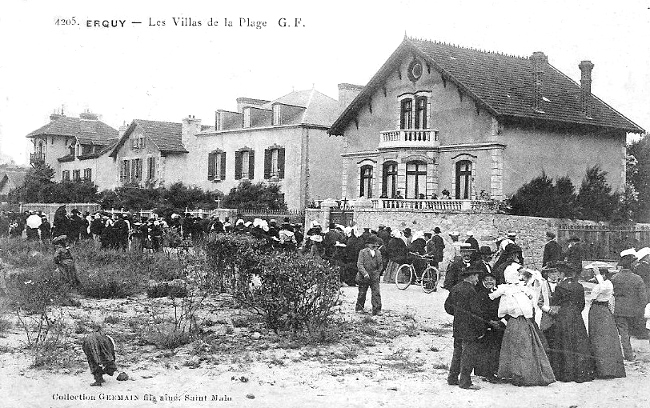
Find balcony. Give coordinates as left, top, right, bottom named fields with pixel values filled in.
left=370, top=198, right=498, bottom=213
left=30, top=152, right=45, bottom=163
left=378, top=129, right=439, bottom=150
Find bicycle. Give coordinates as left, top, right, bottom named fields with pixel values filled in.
left=394, top=252, right=440, bottom=293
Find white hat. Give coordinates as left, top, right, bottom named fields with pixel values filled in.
left=310, top=235, right=323, bottom=243
left=634, top=247, right=650, bottom=260
left=507, top=231, right=517, bottom=237
left=467, top=231, right=474, bottom=236
left=620, top=248, right=638, bottom=258
left=334, top=241, right=347, bottom=247
left=449, top=231, right=459, bottom=237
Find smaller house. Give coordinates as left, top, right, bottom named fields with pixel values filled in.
left=25, top=110, right=119, bottom=184
left=0, top=166, right=28, bottom=201
left=108, top=119, right=190, bottom=188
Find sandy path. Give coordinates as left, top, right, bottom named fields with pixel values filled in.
left=1, top=284, right=649, bottom=408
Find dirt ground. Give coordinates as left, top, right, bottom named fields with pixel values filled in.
left=1, top=282, right=649, bottom=408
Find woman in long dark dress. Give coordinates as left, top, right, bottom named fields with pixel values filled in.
left=546, top=265, right=596, bottom=383
left=587, top=266, right=626, bottom=378
left=474, top=273, right=504, bottom=382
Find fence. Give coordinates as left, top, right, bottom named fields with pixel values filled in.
left=236, top=208, right=305, bottom=225
left=20, top=202, right=102, bottom=224
left=557, top=224, right=650, bottom=261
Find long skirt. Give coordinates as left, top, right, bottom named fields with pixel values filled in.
left=547, top=306, right=596, bottom=382
left=474, top=328, right=504, bottom=378
left=588, top=302, right=626, bottom=378
left=498, top=316, right=556, bottom=386
left=82, top=332, right=117, bottom=376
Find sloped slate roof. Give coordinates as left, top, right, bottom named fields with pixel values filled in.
left=26, top=116, right=119, bottom=145
left=263, top=89, right=340, bottom=127
left=330, top=37, right=644, bottom=135
left=109, top=119, right=187, bottom=157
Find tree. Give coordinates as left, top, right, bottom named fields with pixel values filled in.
left=222, top=180, right=286, bottom=210
left=575, top=165, right=618, bottom=221
left=627, top=135, right=650, bottom=222
left=554, top=176, right=577, bottom=219
left=8, top=161, right=55, bottom=203
left=509, top=173, right=556, bottom=217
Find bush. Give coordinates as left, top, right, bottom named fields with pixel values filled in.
left=80, top=265, right=142, bottom=299
left=205, top=234, right=341, bottom=335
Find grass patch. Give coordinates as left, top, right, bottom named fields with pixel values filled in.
left=104, top=315, right=121, bottom=324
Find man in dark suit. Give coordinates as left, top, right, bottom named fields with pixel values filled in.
left=444, top=268, right=484, bottom=390
left=472, top=246, right=494, bottom=282
left=542, top=231, right=563, bottom=267
left=427, top=227, right=445, bottom=269
left=356, top=236, right=384, bottom=315
left=611, top=250, right=649, bottom=360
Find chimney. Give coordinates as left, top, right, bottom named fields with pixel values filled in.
left=579, top=60, right=594, bottom=118
left=530, top=52, right=547, bottom=112
left=338, top=83, right=364, bottom=111
left=182, top=115, right=201, bottom=150
left=50, top=109, right=64, bottom=121
left=118, top=121, right=128, bottom=137
left=79, top=111, right=99, bottom=120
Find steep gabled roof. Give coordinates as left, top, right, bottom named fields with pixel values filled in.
left=0, top=169, right=27, bottom=191
left=26, top=116, right=119, bottom=145
left=109, top=119, right=187, bottom=157
left=329, top=37, right=644, bottom=135
left=262, top=89, right=340, bottom=127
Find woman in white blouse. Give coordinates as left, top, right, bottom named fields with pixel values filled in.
left=588, top=267, right=626, bottom=378
left=489, top=268, right=555, bottom=386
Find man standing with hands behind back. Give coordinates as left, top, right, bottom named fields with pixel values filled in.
left=356, top=236, right=384, bottom=316
left=445, top=268, right=484, bottom=390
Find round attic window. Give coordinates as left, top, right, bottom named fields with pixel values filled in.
left=408, top=60, right=423, bottom=82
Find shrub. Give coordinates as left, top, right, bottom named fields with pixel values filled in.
left=205, top=234, right=340, bottom=335
left=80, top=265, right=142, bottom=299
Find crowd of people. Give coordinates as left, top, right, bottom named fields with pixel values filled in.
left=444, top=240, right=650, bottom=390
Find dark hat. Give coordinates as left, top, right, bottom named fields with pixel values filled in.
left=434, top=227, right=441, bottom=234
left=503, top=243, right=522, bottom=256
left=460, top=268, right=481, bottom=277
left=71, top=209, right=80, bottom=214
left=478, top=246, right=494, bottom=255
left=366, top=236, right=383, bottom=246
left=546, top=231, right=556, bottom=239
left=424, top=232, right=432, bottom=238
left=568, top=236, right=581, bottom=242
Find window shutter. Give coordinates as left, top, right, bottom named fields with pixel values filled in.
left=136, top=159, right=142, bottom=180
left=125, top=160, right=131, bottom=182
left=264, top=149, right=271, bottom=179
left=235, top=151, right=242, bottom=180
left=207, top=153, right=216, bottom=180
left=359, top=168, right=364, bottom=197
left=278, top=148, right=285, bottom=179
left=220, top=152, right=227, bottom=180
left=248, top=150, right=255, bottom=179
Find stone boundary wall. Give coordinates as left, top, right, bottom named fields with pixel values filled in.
left=306, top=207, right=650, bottom=270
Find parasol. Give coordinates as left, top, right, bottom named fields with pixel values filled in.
left=26, top=214, right=42, bottom=228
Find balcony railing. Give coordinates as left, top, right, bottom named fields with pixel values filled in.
left=378, top=129, right=439, bottom=149
left=370, top=198, right=498, bottom=213
left=30, top=152, right=45, bottom=163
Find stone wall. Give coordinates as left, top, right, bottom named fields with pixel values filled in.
left=353, top=209, right=606, bottom=270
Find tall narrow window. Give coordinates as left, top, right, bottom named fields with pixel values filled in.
left=62, top=170, right=70, bottom=182
left=148, top=157, right=156, bottom=180
left=236, top=150, right=255, bottom=180
left=382, top=161, right=398, bottom=198
left=415, top=96, right=427, bottom=129
left=406, top=161, right=427, bottom=199
left=455, top=160, right=472, bottom=199
left=83, top=168, right=92, bottom=181
left=400, top=98, right=413, bottom=129
left=73, top=169, right=81, bottom=182
left=360, top=165, right=373, bottom=198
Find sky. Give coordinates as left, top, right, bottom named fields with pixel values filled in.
left=1, top=0, right=649, bottom=165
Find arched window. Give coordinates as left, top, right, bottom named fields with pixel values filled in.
left=415, top=96, right=427, bottom=129
left=406, top=161, right=427, bottom=199
left=400, top=98, right=413, bottom=129
left=455, top=160, right=472, bottom=199
left=359, top=165, right=373, bottom=198
left=382, top=161, right=398, bottom=198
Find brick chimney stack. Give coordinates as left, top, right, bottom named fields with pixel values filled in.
left=530, top=52, right=547, bottom=112
left=579, top=60, right=594, bottom=118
